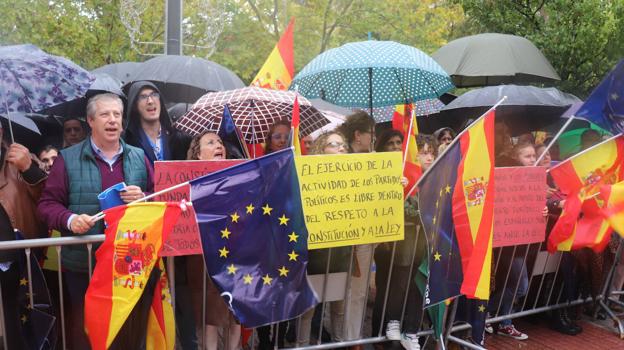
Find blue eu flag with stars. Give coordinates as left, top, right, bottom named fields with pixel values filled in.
left=190, top=148, right=318, bottom=327
left=418, top=141, right=463, bottom=307
left=576, top=59, right=624, bottom=134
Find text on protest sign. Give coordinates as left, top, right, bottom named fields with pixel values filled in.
left=295, top=152, right=404, bottom=250
left=154, top=160, right=244, bottom=256
left=493, top=166, right=547, bottom=247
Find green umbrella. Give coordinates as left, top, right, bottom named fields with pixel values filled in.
left=291, top=40, right=454, bottom=114
left=558, top=123, right=611, bottom=158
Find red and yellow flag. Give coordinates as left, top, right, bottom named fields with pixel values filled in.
left=392, top=104, right=422, bottom=198
left=452, top=109, right=496, bottom=300
left=146, top=259, right=176, bottom=350
left=548, top=135, right=624, bottom=252
left=85, top=202, right=182, bottom=350
left=291, top=95, right=301, bottom=156
left=601, top=182, right=624, bottom=235
left=251, top=18, right=294, bottom=90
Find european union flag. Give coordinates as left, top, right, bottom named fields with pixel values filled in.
left=190, top=148, right=318, bottom=327
left=576, top=60, right=624, bottom=134
left=15, top=231, right=57, bottom=349
left=418, top=141, right=463, bottom=307
left=218, top=104, right=249, bottom=159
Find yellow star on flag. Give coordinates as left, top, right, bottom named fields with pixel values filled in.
left=246, top=204, right=255, bottom=214
left=278, top=214, right=290, bottom=226
left=262, top=204, right=273, bottom=215
left=243, top=274, right=253, bottom=284
left=478, top=304, right=486, bottom=313
left=262, top=274, right=273, bottom=285
left=445, top=185, right=451, bottom=194
left=227, top=264, right=238, bottom=275
left=288, top=250, right=299, bottom=261
left=230, top=212, right=240, bottom=223
left=219, top=246, right=229, bottom=258
left=288, top=232, right=298, bottom=242
left=432, top=217, right=437, bottom=225
left=278, top=266, right=289, bottom=277
left=19, top=278, right=28, bottom=286
left=20, top=315, right=27, bottom=323
left=221, top=227, right=231, bottom=239
left=434, top=251, right=442, bottom=261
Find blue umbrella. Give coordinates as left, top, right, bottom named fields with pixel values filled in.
left=291, top=40, right=454, bottom=115
left=0, top=44, right=93, bottom=140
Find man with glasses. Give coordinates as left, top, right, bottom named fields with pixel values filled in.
left=123, top=81, right=196, bottom=349
left=124, top=81, right=190, bottom=164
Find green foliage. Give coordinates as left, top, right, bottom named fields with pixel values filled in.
left=455, top=0, right=624, bottom=97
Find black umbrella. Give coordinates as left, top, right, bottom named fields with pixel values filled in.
left=436, top=85, right=581, bottom=135
left=42, top=72, right=125, bottom=119
left=92, top=62, right=141, bottom=85
left=126, top=55, right=245, bottom=104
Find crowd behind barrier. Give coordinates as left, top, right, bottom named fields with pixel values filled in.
left=1, top=226, right=623, bottom=349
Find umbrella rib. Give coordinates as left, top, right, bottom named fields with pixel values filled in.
left=392, top=68, right=410, bottom=104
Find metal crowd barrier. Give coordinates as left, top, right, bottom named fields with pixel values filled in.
left=2, top=230, right=624, bottom=350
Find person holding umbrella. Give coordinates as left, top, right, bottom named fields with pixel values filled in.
left=0, top=123, right=48, bottom=349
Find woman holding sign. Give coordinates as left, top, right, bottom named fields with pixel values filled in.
left=337, top=111, right=376, bottom=346
left=186, top=131, right=241, bottom=350
left=296, top=131, right=352, bottom=346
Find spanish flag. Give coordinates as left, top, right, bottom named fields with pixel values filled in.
left=85, top=202, right=183, bottom=350
left=600, top=181, right=624, bottom=235
left=452, top=109, right=496, bottom=300
left=146, top=259, right=176, bottom=350
left=251, top=18, right=294, bottom=90
left=291, top=95, right=302, bottom=155
left=392, top=104, right=422, bottom=198
left=548, top=134, right=624, bottom=252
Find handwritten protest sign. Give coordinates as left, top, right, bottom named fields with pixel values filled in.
left=493, top=166, right=547, bottom=247
left=154, top=160, right=244, bottom=256
left=295, top=152, right=404, bottom=250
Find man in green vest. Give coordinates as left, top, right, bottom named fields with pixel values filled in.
left=38, top=93, right=154, bottom=349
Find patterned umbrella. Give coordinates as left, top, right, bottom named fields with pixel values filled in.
left=291, top=40, right=454, bottom=110
left=0, top=44, right=93, bottom=140
left=175, top=87, right=328, bottom=143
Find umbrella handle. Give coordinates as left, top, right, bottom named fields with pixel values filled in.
left=1, top=92, right=14, bottom=144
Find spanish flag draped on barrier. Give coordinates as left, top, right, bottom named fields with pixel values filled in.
left=251, top=18, right=294, bottom=90
left=392, top=104, right=422, bottom=198
left=418, top=108, right=496, bottom=305
left=547, top=134, right=624, bottom=253
left=84, top=202, right=183, bottom=350
left=190, top=148, right=317, bottom=327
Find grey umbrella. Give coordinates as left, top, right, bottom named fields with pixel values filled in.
left=437, top=84, right=580, bottom=134
left=126, top=55, right=245, bottom=104
left=92, top=62, right=141, bottom=85
left=432, top=33, right=560, bottom=87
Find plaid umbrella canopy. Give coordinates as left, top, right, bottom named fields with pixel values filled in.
left=175, top=87, right=329, bottom=143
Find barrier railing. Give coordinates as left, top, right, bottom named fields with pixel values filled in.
left=1, top=230, right=624, bottom=349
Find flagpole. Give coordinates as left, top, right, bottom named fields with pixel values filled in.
left=402, top=106, right=415, bottom=173
left=546, top=132, right=623, bottom=173
left=90, top=148, right=293, bottom=222
left=412, top=96, right=507, bottom=190
left=534, top=116, right=575, bottom=166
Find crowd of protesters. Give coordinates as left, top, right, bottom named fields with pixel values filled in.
left=0, top=83, right=621, bottom=350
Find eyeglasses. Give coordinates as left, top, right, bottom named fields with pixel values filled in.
left=271, top=133, right=289, bottom=141
left=138, top=92, right=160, bottom=101
left=325, top=141, right=345, bottom=148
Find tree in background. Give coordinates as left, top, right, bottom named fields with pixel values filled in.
left=455, top=0, right=624, bottom=97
